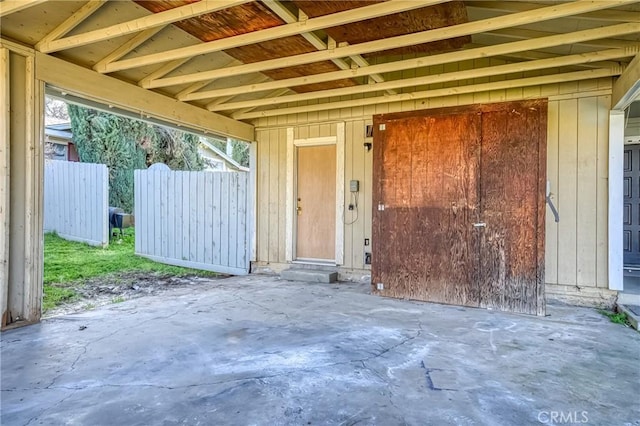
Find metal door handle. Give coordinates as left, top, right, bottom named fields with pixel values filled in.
left=473, top=222, right=486, bottom=228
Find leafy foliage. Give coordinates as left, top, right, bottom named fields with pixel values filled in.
left=598, top=309, right=631, bottom=326
left=67, top=105, right=204, bottom=212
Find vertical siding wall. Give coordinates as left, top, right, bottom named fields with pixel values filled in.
left=44, top=160, right=109, bottom=246
left=254, top=75, right=614, bottom=296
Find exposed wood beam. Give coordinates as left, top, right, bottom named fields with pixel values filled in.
left=101, top=0, right=449, bottom=73
left=179, top=80, right=218, bottom=99
left=234, top=67, right=622, bottom=120
left=38, top=0, right=251, bottom=53
left=467, top=1, right=640, bottom=22
left=93, top=26, right=165, bottom=71
left=486, top=28, right=640, bottom=49
left=194, top=75, right=270, bottom=106
left=35, top=52, right=254, bottom=141
left=175, top=58, right=247, bottom=98
left=174, top=23, right=639, bottom=101
left=221, top=88, right=291, bottom=116
left=211, top=48, right=635, bottom=111
left=35, top=0, right=107, bottom=50
left=137, top=58, right=192, bottom=88
left=145, top=1, right=638, bottom=89
left=0, top=0, right=47, bottom=17
left=613, top=53, right=640, bottom=109
left=466, top=43, right=624, bottom=69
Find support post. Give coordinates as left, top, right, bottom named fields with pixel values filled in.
left=609, top=110, right=625, bottom=291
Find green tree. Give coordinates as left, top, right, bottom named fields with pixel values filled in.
left=67, top=105, right=204, bottom=213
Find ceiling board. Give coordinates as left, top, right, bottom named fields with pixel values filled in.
left=135, top=0, right=357, bottom=92
left=292, top=0, right=471, bottom=56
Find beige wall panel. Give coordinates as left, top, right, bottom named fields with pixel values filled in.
left=0, top=47, right=9, bottom=325
left=268, top=132, right=280, bottom=263
left=546, top=101, right=560, bottom=284
left=576, top=97, right=599, bottom=287
left=256, top=129, right=271, bottom=263
left=343, top=121, right=355, bottom=269
left=596, top=95, right=610, bottom=288
left=557, top=99, right=579, bottom=286
left=277, top=128, right=287, bottom=263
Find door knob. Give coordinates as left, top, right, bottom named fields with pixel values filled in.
left=472, top=222, right=486, bottom=228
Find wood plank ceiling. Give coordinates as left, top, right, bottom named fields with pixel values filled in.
left=1, top=0, right=639, bottom=122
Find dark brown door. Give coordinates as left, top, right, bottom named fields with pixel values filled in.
left=624, top=145, right=640, bottom=266
left=477, top=105, right=546, bottom=315
left=372, top=112, right=482, bottom=307
left=372, top=100, right=546, bottom=315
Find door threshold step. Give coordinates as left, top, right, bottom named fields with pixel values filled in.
left=616, top=303, right=640, bottom=331
left=281, top=268, right=338, bottom=283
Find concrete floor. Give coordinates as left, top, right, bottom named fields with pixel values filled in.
left=2, top=275, right=639, bottom=426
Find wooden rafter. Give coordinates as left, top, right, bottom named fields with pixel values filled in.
left=137, top=58, right=192, bottom=88
left=613, top=53, right=640, bottom=109
left=233, top=67, right=622, bottom=120
left=35, top=0, right=107, bottom=50
left=487, top=27, right=640, bottom=49
left=467, top=1, right=640, bottom=22
left=0, top=0, right=47, bottom=18
left=172, top=23, right=639, bottom=101
left=466, top=43, right=624, bottom=69
left=99, top=0, right=449, bottom=73
left=216, top=88, right=291, bottom=116
left=38, top=0, right=252, bottom=53
left=210, top=48, right=636, bottom=111
left=142, top=1, right=638, bottom=90
left=93, top=27, right=165, bottom=71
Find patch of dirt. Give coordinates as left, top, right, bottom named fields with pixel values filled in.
left=44, top=271, right=224, bottom=318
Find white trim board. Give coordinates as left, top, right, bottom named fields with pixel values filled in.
left=285, top=124, right=345, bottom=265
left=609, top=110, right=624, bottom=291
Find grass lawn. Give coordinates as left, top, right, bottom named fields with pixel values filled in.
left=44, top=228, right=216, bottom=312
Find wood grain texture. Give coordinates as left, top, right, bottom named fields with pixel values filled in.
left=373, top=99, right=546, bottom=315
left=478, top=100, right=546, bottom=315
left=293, top=0, right=470, bottom=56
left=372, top=112, right=481, bottom=307
left=135, top=0, right=356, bottom=93
left=296, top=144, right=336, bottom=260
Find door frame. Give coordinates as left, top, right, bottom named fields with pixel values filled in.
left=285, top=123, right=345, bottom=264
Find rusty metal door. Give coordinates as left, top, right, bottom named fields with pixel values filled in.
left=372, top=100, right=546, bottom=315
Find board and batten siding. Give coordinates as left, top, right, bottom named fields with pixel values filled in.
left=44, top=160, right=109, bottom=246
left=254, top=76, right=616, bottom=305
left=134, top=169, right=250, bottom=275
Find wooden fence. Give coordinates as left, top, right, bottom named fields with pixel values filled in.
left=44, top=160, right=109, bottom=246
left=134, top=170, right=250, bottom=275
